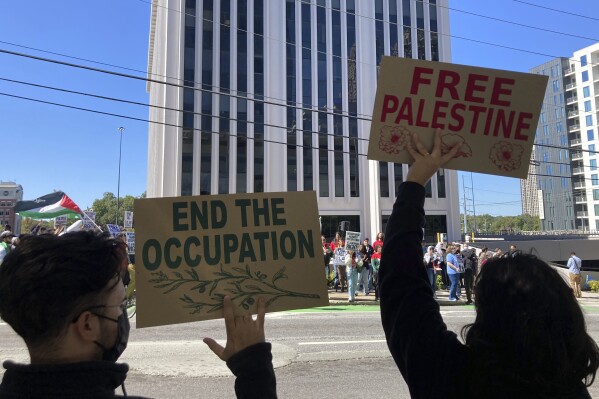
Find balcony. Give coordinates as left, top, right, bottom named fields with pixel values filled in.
left=564, top=67, right=575, bottom=75
left=571, top=138, right=582, bottom=146
left=569, top=124, right=581, bottom=132
left=566, top=83, right=577, bottom=91
left=577, top=211, right=589, bottom=218
left=573, top=182, right=586, bottom=189
left=567, top=96, right=579, bottom=104
left=575, top=196, right=587, bottom=204
left=573, top=166, right=585, bottom=174
left=572, top=151, right=584, bottom=160
left=568, top=110, right=579, bottom=118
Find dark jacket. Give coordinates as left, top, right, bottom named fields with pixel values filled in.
left=379, top=182, right=591, bottom=399
left=0, top=343, right=277, bottom=399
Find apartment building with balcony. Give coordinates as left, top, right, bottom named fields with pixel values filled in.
left=521, top=43, right=599, bottom=231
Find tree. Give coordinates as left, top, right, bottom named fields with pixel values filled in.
left=90, top=192, right=138, bottom=227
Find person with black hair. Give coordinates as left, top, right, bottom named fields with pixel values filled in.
left=0, top=231, right=276, bottom=398
left=380, top=129, right=599, bottom=398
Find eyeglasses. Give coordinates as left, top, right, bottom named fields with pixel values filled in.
left=72, top=299, right=127, bottom=323
left=88, top=299, right=128, bottom=314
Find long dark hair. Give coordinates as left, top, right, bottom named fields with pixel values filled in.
left=461, top=254, right=599, bottom=397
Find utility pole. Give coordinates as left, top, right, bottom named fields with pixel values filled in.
left=470, top=172, right=477, bottom=232
left=116, top=127, right=125, bottom=226
left=462, top=175, right=468, bottom=235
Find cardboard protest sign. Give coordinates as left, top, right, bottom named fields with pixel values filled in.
left=54, top=215, right=68, bottom=227
left=344, top=231, right=361, bottom=251
left=124, top=211, right=133, bottom=228
left=106, top=224, right=121, bottom=237
left=82, top=210, right=96, bottom=230
left=135, top=191, right=329, bottom=328
left=368, top=57, right=548, bottom=178
left=126, top=232, right=135, bottom=255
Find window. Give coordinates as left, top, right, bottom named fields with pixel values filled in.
left=556, top=121, right=563, bottom=133
left=588, top=130, right=595, bottom=141
left=593, top=174, right=599, bottom=186
left=583, top=86, right=591, bottom=98
left=590, top=144, right=596, bottom=155
left=591, top=159, right=597, bottom=171
left=587, top=115, right=594, bottom=127
left=582, top=71, right=589, bottom=82
left=595, top=205, right=599, bottom=216
left=581, top=55, right=588, bottom=67
left=585, top=100, right=592, bottom=112
left=552, top=80, right=559, bottom=92
left=543, top=125, right=549, bottom=136
left=594, top=189, right=599, bottom=200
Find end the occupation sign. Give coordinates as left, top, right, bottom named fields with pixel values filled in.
left=368, top=57, right=549, bottom=178
left=135, top=191, right=328, bottom=328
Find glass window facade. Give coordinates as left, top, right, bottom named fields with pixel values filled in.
left=181, top=0, right=196, bottom=196
left=582, top=70, right=589, bottom=82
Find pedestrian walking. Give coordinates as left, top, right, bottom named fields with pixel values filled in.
left=568, top=251, right=583, bottom=298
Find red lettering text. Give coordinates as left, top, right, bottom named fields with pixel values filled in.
left=490, top=77, right=515, bottom=107
left=465, top=74, right=489, bottom=104
left=410, top=67, right=434, bottom=95
left=493, top=109, right=516, bottom=138
left=448, top=104, right=466, bottom=132
left=514, top=112, right=532, bottom=141
left=415, top=99, right=429, bottom=127
left=436, top=70, right=460, bottom=100
left=381, top=94, right=399, bottom=122
left=431, top=101, right=449, bottom=129
left=394, top=97, right=414, bottom=125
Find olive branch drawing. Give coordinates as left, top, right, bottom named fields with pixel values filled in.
left=148, top=264, right=320, bottom=314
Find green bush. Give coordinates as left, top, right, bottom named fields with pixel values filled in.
left=588, top=281, right=599, bottom=293
left=436, top=274, right=444, bottom=290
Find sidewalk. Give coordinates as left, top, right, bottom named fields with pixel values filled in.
left=327, top=287, right=599, bottom=307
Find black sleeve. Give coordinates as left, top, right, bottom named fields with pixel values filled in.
left=226, top=342, right=277, bottom=399
left=379, top=182, right=468, bottom=399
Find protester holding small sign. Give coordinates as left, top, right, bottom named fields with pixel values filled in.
left=379, top=129, right=599, bottom=398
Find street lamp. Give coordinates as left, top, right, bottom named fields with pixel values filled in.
left=116, top=127, right=125, bottom=226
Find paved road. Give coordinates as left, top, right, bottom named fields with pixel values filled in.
left=2, top=305, right=599, bottom=398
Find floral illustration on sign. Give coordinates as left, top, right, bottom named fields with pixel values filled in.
left=378, top=125, right=411, bottom=154
left=440, top=134, right=472, bottom=158
left=149, top=265, right=321, bottom=315
left=489, top=141, right=524, bottom=171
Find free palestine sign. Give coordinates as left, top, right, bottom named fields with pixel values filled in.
left=368, top=57, right=548, bottom=178
left=135, top=191, right=328, bottom=328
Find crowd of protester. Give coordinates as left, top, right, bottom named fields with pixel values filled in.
left=323, top=232, right=384, bottom=302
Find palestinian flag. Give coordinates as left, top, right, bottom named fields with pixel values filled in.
left=15, top=191, right=83, bottom=219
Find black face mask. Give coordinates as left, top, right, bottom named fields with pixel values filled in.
left=93, top=310, right=130, bottom=362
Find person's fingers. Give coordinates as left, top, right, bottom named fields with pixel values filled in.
left=441, top=142, right=461, bottom=164
left=431, top=128, right=442, bottom=157
left=406, top=138, right=420, bottom=160
left=203, top=338, right=226, bottom=360
left=222, top=296, right=236, bottom=337
left=412, top=133, right=430, bottom=156
left=256, top=297, right=266, bottom=331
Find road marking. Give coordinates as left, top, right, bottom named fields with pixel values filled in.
left=299, top=339, right=387, bottom=346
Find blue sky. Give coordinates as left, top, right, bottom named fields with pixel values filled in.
left=2, top=0, right=598, bottom=216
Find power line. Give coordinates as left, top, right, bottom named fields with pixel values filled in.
left=0, top=66, right=594, bottom=163
left=0, top=76, right=369, bottom=145
left=0, top=91, right=367, bottom=158
left=429, top=0, right=599, bottom=42
left=136, top=0, right=599, bottom=69
left=512, top=0, right=599, bottom=22
left=5, top=88, right=599, bottom=188
left=0, top=48, right=371, bottom=122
